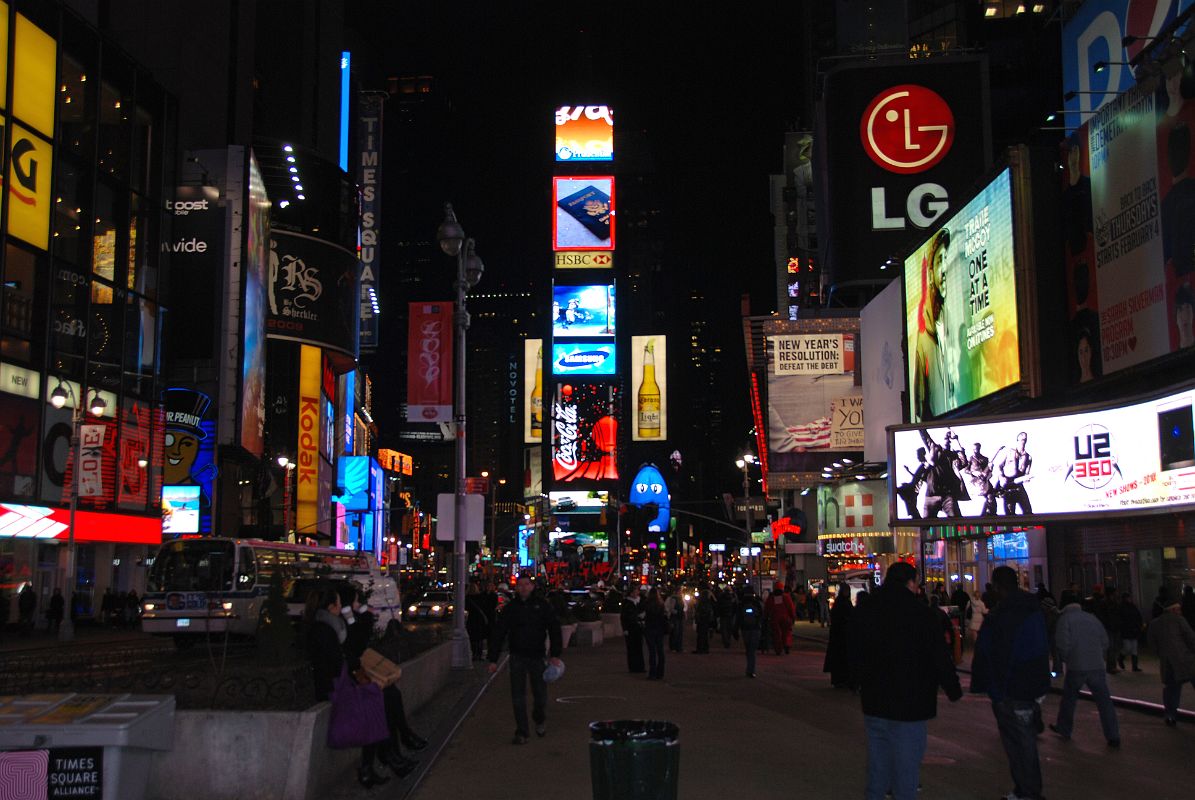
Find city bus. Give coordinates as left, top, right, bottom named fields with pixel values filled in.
left=140, top=538, right=400, bottom=647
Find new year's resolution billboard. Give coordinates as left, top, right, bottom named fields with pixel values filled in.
left=890, top=383, right=1195, bottom=524
left=904, top=167, right=1020, bottom=422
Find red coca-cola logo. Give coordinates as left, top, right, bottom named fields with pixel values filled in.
left=860, top=85, right=954, bottom=174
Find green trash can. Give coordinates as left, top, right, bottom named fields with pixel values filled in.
left=589, top=719, right=679, bottom=800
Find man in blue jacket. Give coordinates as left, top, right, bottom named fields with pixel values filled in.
left=850, top=562, right=962, bottom=800
left=489, top=574, right=564, bottom=745
left=1049, top=596, right=1120, bottom=746
left=970, top=566, right=1051, bottom=800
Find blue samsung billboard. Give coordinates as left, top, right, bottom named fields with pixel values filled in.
left=552, top=342, right=616, bottom=376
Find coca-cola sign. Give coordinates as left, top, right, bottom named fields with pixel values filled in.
left=551, top=382, right=620, bottom=484
left=406, top=303, right=454, bottom=424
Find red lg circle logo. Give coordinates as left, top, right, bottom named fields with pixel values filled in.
left=860, top=85, right=954, bottom=174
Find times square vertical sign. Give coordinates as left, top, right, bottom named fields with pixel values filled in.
left=358, top=93, right=383, bottom=351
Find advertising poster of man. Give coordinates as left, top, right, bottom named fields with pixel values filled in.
left=904, top=168, right=1020, bottom=421
left=890, top=385, right=1195, bottom=523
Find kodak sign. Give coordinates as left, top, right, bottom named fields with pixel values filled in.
left=296, top=345, right=321, bottom=535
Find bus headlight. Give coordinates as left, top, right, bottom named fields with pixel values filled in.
left=142, top=603, right=155, bottom=611
left=222, top=602, right=234, bottom=611
left=407, top=605, right=417, bottom=613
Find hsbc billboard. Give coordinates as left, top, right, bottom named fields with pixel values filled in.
left=816, top=57, right=991, bottom=283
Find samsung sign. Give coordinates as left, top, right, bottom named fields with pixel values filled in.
left=889, top=383, right=1195, bottom=525
left=552, top=342, right=616, bottom=376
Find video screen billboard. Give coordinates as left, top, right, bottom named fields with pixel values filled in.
left=241, top=152, right=269, bottom=457
left=555, top=105, right=614, bottom=162
left=553, top=177, right=615, bottom=251
left=552, top=285, right=615, bottom=338
left=549, top=490, right=610, bottom=514
left=162, top=485, right=201, bottom=535
left=904, top=167, right=1020, bottom=421
left=890, top=384, right=1195, bottom=524
left=551, top=383, right=620, bottom=484
left=631, top=336, right=666, bottom=441
left=524, top=339, right=543, bottom=443
left=552, top=341, right=616, bottom=376
left=1060, top=79, right=1195, bottom=383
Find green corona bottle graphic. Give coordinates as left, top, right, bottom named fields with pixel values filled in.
left=637, top=339, right=661, bottom=438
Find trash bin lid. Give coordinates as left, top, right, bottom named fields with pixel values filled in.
left=589, top=720, right=678, bottom=742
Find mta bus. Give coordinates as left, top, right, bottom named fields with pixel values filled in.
left=140, top=538, right=400, bottom=648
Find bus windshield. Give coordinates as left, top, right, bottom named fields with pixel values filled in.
left=148, top=540, right=236, bottom=592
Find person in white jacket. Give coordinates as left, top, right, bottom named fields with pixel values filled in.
left=1049, top=595, right=1121, bottom=747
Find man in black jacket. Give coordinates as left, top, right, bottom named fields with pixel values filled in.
left=849, top=562, right=961, bottom=800
left=488, top=574, right=563, bottom=745
left=620, top=583, right=647, bottom=672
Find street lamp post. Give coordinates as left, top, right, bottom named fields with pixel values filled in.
left=736, top=453, right=757, bottom=593
left=50, top=381, right=108, bottom=642
left=437, top=202, right=485, bottom=670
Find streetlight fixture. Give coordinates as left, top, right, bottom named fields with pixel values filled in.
left=437, top=201, right=485, bottom=670
left=51, top=379, right=106, bottom=642
left=736, top=452, right=759, bottom=593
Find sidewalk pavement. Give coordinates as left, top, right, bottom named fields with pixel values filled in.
left=0, top=625, right=158, bottom=654
left=791, top=620, right=1195, bottom=714
left=410, top=631, right=1193, bottom=800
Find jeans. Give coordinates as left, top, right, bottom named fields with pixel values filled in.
left=992, top=698, right=1044, bottom=800
left=695, top=619, right=711, bottom=652
left=1163, top=679, right=1194, bottom=720
left=863, top=715, right=927, bottom=800
left=508, top=654, right=547, bottom=736
left=646, top=631, right=666, bottom=678
left=719, top=614, right=735, bottom=648
left=743, top=629, right=760, bottom=675
left=624, top=628, right=645, bottom=672
left=1054, top=668, right=1119, bottom=742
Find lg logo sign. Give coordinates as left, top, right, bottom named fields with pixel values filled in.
left=861, top=85, right=955, bottom=232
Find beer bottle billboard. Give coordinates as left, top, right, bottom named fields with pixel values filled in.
left=633, top=336, right=666, bottom=441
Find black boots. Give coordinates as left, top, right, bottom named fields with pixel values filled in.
left=401, top=732, right=428, bottom=751
left=381, top=750, right=418, bottom=778
left=357, top=764, right=390, bottom=788
left=1132, top=655, right=1142, bottom=672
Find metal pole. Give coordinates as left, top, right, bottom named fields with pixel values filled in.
left=59, top=399, right=82, bottom=642
left=451, top=242, right=471, bottom=669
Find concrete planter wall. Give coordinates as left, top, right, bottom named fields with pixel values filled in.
left=601, top=613, right=621, bottom=639
left=146, top=641, right=454, bottom=800
left=575, top=620, right=604, bottom=646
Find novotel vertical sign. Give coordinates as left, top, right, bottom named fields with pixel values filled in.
left=297, top=345, right=321, bottom=535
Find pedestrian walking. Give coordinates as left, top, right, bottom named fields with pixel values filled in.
left=18, top=584, right=36, bottom=634
left=664, top=589, right=685, bottom=653
left=970, top=566, right=1051, bottom=800
left=1182, top=585, right=1195, bottom=631
left=1151, top=586, right=1171, bottom=620
left=620, top=583, right=646, bottom=673
left=694, top=584, right=714, bottom=653
left=47, top=588, right=64, bottom=634
left=849, top=562, right=962, bottom=800
left=735, top=583, right=764, bottom=677
left=805, top=587, right=821, bottom=626
left=1040, top=591, right=1062, bottom=677
left=488, top=574, right=564, bottom=744
left=950, top=583, right=971, bottom=644
left=759, top=588, right=773, bottom=653
left=465, top=583, right=491, bottom=661
left=823, top=583, right=855, bottom=688
left=1103, top=587, right=1124, bottom=674
left=644, top=589, right=669, bottom=680
left=765, top=582, right=795, bottom=655
left=1147, top=597, right=1195, bottom=727
left=1118, top=593, right=1144, bottom=672
left=1048, top=596, right=1120, bottom=747
left=716, top=584, right=736, bottom=648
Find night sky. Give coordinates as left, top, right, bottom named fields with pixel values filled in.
left=347, top=3, right=804, bottom=477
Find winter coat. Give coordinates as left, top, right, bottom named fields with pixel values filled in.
left=620, top=597, right=646, bottom=634
left=1119, top=602, right=1144, bottom=641
left=1148, top=612, right=1195, bottom=685
left=849, top=583, right=962, bottom=721
left=489, top=594, right=562, bottom=660
left=735, top=595, right=765, bottom=632
left=766, top=592, right=796, bottom=626
left=1054, top=604, right=1109, bottom=671
left=307, top=613, right=347, bottom=703
left=823, top=596, right=854, bottom=679
left=644, top=600, right=670, bottom=636
left=970, top=588, right=1051, bottom=703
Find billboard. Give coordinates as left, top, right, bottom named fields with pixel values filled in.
left=889, top=383, right=1195, bottom=524
left=524, top=339, right=543, bottom=443
left=772, top=334, right=846, bottom=375
left=266, top=230, right=360, bottom=358
left=552, top=284, right=615, bottom=338
left=164, top=185, right=224, bottom=361
left=297, top=345, right=320, bottom=536
left=162, top=485, right=201, bottom=535
left=162, top=388, right=215, bottom=534
left=406, top=302, right=454, bottom=423
left=861, top=279, right=906, bottom=463
left=904, top=167, right=1020, bottom=421
left=241, top=153, right=269, bottom=457
left=551, top=382, right=620, bottom=483
left=555, top=251, right=614, bottom=269
left=817, top=479, right=889, bottom=534
left=552, top=341, right=616, bottom=376
left=555, top=105, right=614, bottom=161
left=553, top=177, right=615, bottom=251
left=1061, top=1, right=1193, bottom=123
left=549, top=490, right=610, bottom=513
left=1060, top=78, right=1195, bottom=383
left=766, top=327, right=860, bottom=468
left=631, top=336, right=667, bottom=441
left=817, top=57, right=990, bottom=283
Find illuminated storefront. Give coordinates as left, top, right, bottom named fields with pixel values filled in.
left=816, top=481, right=917, bottom=586
left=0, top=2, right=172, bottom=621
